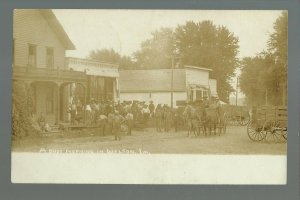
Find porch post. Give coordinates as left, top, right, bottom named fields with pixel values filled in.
left=56, top=83, right=61, bottom=125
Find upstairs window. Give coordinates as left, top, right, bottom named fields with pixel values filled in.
left=46, top=47, right=54, bottom=68
left=28, top=44, right=36, bottom=67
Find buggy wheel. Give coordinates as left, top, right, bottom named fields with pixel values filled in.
left=264, top=121, right=282, bottom=143
left=247, top=120, right=266, bottom=141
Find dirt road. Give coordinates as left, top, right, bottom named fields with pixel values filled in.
left=12, top=126, right=287, bottom=154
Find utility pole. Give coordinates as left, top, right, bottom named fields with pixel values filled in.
left=236, top=76, right=239, bottom=106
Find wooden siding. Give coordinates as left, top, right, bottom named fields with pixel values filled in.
left=13, top=9, right=66, bottom=69
left=119, top=69, right=187, bottom=92
left=185, top=68, right=210, bottom=88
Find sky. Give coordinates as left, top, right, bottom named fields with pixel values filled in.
left=53, top=9, right=282, bottom=59
left=52, top=9, right=283, bottom=100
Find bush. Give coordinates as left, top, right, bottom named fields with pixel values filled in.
left=12, top=81, right=40, bottom=138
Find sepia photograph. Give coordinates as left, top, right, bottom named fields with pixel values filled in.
left=11, top=9, right=288, bottom=184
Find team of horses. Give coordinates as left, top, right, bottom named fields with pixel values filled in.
left=183, top=104, right=227, bottom=137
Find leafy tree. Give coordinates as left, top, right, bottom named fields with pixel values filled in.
left=12, top=81, right=40, bottom=138
left=268, top=11, right=287, bottom=71
left=88, top=48, right=136, bottom=69
left=133, top=28, right=175, bottom=69
left=174, top=21, right=239, bottom=102
left=134, top=21, right=239, bottom=102
left=239, top=53, right=281, bottom=106
left=268, top=11, right=288, bottom=105
left=239, top=11, right=287, bottom=106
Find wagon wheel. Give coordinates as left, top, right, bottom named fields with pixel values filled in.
left=263, top=120, right=282, bottom=143
left=247, top=120, right=266, bottom=141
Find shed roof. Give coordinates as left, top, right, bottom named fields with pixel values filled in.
left=119, top=69, right=187, bottom=92
left=40, top=9, right=75, bottom=50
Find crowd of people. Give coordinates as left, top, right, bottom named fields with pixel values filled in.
left=67, top=98, right=156, bottom=126
left=65, top=97, right=194, bottom=140
left=37, top=96, right=222, bottom=140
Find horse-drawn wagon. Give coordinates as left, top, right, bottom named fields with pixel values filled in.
left=247, top=106, right=287, bottom=142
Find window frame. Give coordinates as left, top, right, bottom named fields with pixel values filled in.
left=28, top=44, right=37, bottom=67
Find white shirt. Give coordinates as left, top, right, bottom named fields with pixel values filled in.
left=86, top=105, right=92, bottom=112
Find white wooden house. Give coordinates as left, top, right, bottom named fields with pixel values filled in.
left=13, top=9, right=86, bottom=124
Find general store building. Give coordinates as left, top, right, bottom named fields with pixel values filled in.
left=118, top=66, right=217, bottom=107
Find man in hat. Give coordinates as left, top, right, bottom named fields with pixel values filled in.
left=37, top=112, right=46, bottom=132
left=125, top=111, right=134, bottom=135
left=155, top=104, right=163, bottom=132
left=106, top=108, right=114, bottom=135
left=203, top=96, right=209, bottom=108
left=98, top=114, right=107, bottom=136
left=164, top=107, right=173, bottom=132
left=149, top=101, right=155, bottom=118
left=215, top=96, right=222, bottom=116
left=112, top=111, right=125, bottom=140
left=173, top=108, right=181, bottom=132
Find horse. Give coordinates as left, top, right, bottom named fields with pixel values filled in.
left=183, top=105, right=203, bottom=137
left=203, top=108, right=218, bottom=135
left=203, top=105, right=226, bottom=135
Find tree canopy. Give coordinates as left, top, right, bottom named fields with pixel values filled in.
left=88, top=48, right=136, bottom=69
left=239, top=12, right=287, bottom=106
left=133, top=21, right=240, bottom=102
left=134, top=27, right=175, bottom=69
left=175, top=21, right=239, bottom=102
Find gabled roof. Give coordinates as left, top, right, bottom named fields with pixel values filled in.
left=39, top=9, right=75, bottom=50
left=119, top=69, right=187, bottom=93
